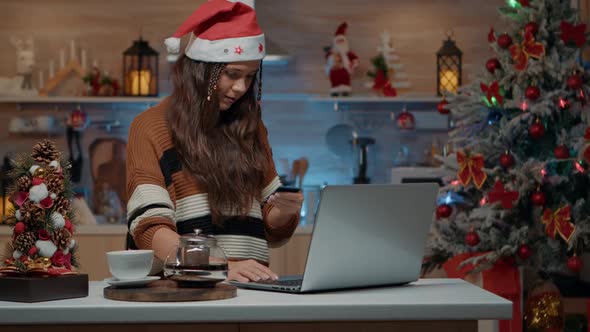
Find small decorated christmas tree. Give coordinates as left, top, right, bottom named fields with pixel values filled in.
left=366, top=31, right=411, bottom=96
left=0, top=139, right=79, bottom=276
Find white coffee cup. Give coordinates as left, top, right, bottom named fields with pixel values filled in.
left=106, top=250, right=154, bottom=280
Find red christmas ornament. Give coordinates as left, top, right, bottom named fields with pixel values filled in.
left=497, top=34, right=513, bottom=49
left=519, top=0, right=530, bottom=6
left=529, top=121, right=545, bottom=140
left=500, top=151, right=515, bottom=168
left=567, top=74, right=583, bottom=90
left=567, top=255, right=583, bottom=273
left=485, top=58, right=501, bottom=73
left=524, top=22, right=539, bottom=36
left=554, top=145, right=569, bottom=159
left=14, top=222, right=25, bottom=235
left=396, top=110, right=415, bottom=130
left=436, top=204, right=453, bottom=219
left=517, top=245, right=532, bottom=260
left=437, top=99, right=450, bottom=114
left=465, top=231, right=480, bottom=246
left=525, top=86, right=540, bottom=100
left=531, top=191, right=546, bottom=206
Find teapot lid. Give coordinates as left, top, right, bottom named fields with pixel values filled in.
left=179, top=229, right=217, bottom=246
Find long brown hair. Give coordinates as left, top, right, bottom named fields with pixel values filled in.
left=167, top=54, right=268, bottom=223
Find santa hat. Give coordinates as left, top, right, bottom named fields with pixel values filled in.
left=334, top=22, right=348, bottom=38
left=164, top=0, right=266, bottom=62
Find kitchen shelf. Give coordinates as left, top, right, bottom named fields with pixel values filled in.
left=0, top=94, right=441, bottom=105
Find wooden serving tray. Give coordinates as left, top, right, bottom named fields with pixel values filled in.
left=103, top=280, right=237, bottom=302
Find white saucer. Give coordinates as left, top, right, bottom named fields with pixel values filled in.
left=104, top=276, right=160, bottom=287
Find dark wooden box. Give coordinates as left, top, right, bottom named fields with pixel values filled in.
left=0, top=274, right=88, bottom=302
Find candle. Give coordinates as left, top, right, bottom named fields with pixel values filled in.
left=70, top=40, right=76, bottom=61
left=39, top=70, right=44, bottom=89
left=81, top=50, right=87, bottom=69
left=130, top=70, right=151, bottom=95
left=60, top=49, right=65, bottom=68
left=49, top=60, right=55, bottom=78
left=438, top=69, right=459, bottom=94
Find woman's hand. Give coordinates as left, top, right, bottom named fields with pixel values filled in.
left=266, top=192, right=304, bottom=228
left=227, top=259, right=279, bottom=282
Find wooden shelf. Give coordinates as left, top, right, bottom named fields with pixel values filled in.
left=0, top=96, right=162, bottom=104
left=0, top=94, right=441, bottom=105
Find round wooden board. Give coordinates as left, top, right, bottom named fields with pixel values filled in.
left=103, top=280, right=237, bottom=302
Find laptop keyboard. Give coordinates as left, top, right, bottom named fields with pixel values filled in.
left=256, top=278, right=302, bottom=286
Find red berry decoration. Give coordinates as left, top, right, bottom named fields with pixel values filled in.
left=524, top=22, right=539, bottom=36
left=567, top=75, right=583, bottom=90
left=14, top=222, right=25, bottom=235
left=525, top=86, right=541, bottom=100
left=497, top=34, right=513, bottom=49
left=517, top=245, right=532, bottom=260
left=500, top=151, right=515, bottom=168
left=530, top=191, right=546, bottom=206
left=486, top=58, right=501, bottom=73
left=465, top=231, right=480, bottom=247
left=436, top=204, right=453, bottom=219
left=529, top=121, right=545, bottom=140
left=567, top=255, right=583, bottom=273
left=437, top=99, right=450, bottom=114
left=554, top=145, right=569, bottom=159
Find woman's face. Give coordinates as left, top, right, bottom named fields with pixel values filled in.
left=217, top=60, right=260, bottom=111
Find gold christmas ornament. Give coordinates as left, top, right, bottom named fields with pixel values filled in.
left=524, top=280, right=564, bottom=331
left=33, top=167, right=46, bottom=179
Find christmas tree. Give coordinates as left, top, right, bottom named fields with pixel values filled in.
left=0, top=139, right=79, bottom=276
left=425, top=0, right=589, bottom=277
left=367, top=31, right=411, bottom=96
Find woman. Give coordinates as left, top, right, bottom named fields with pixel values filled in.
left=125, top=0, right=303, bottom=283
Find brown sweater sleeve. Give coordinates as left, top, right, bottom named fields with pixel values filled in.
left=256, top=118, right=299, bottom=246
left=126, top=113, right=176, bottom=249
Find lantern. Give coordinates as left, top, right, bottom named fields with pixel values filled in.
left=123, top=37, right=159, bottom=96
left=436, top=32, right=462, bottom=96
left=0, top=156, right=13, bottom=222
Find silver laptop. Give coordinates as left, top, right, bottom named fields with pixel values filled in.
left=229, top=183, right=439, bottom=293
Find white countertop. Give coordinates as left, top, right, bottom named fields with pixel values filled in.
left=0, top=278, right=511, bottom=324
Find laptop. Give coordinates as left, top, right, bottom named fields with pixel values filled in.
left=229, top=183, right=439, bottom=293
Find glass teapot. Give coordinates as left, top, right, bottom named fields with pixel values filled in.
left=163, top=229, right=228, bottom=285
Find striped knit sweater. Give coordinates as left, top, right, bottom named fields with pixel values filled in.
left=125, top=99, right=299, bottom=264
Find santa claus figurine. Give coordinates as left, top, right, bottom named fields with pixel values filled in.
left=325, top=22, right=360, bottom=97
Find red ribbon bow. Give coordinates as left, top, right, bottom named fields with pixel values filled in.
left=372, top=70, right=397, bottom=97
left=542, top=205, right=575, bottom=242
left=560, top=21, right=587, bottom=48
left=456, top=151, right=487, bottom=189
left=509, top=32, right=545, bottom=71
left=488, top=181, right=519, bottom=209
left=480, top=81, right=503, bottom=106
